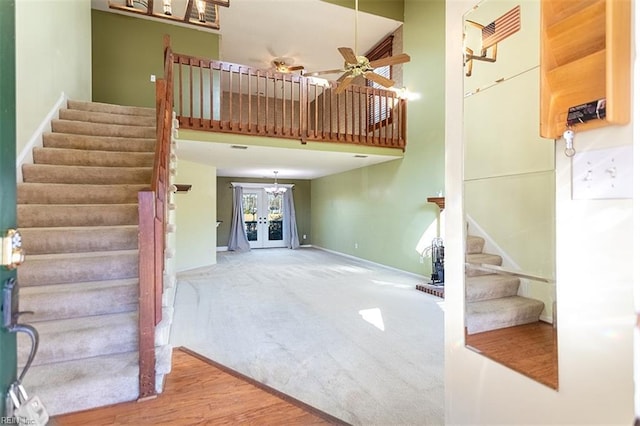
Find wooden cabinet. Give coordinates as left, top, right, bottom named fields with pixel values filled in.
left=540, top=0, right=630, bottom=139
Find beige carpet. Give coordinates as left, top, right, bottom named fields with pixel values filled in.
left=170, top=247, right=444, bottom=426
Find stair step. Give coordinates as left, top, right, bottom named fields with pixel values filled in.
left=22, top=351, right=140, bottom=416
left=20, top=225, right=138, bottom=254
left=466, top=253, right=503, bottom=276
left=51, top=119, right=155, bottom=139
left=33, top=147, right=154, bottom=167
left=466, top=274, right=521, bottom=302
left=20, top=279, right=138, bottom=322
left=18, top=311, right=138, bottom=367
left=68, top=100, right=156, bottom=117
left=466, top=235, right=485, bottom=254
left=18, top=183, right=146, bottom=204
left=18, top=250, right=138, bottom=286
left=466, top=296, right=545, bottom=334
left=59, top=108, right=156, bottom=127
left=22, top=164, right=151, bottom=184
left=43, top=132, right=155, bottom=152
left=18, top=203, right=138, bottom=227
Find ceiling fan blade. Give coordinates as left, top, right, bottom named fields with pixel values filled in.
left=363, top=71, right=395, bottom=88
left=303, top=69, right=345, bottom=77
left=336, top=71, right=351, bottom=83
left=338, top=47, right=358, bottom=64
left=335, top=74, right=355, bottom=94
left=368, top=53, right=411, bottom=68
left=287, top=65, right=305, bottom=72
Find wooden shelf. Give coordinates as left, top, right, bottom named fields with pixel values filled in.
left=540, top=0, right=630, bottom=139
left=427, top=197, right=445, bottom=211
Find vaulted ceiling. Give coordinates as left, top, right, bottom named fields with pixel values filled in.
left=92, top=0, right=405, bottom=179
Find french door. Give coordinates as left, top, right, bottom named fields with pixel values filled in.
left=242, top=189, right=286, bottom=248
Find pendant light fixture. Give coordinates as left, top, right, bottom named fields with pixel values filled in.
left=264, top=171, right=287, bottom=196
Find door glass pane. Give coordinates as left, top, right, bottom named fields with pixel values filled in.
left=267, top=193, right=283, bottom=241
left=242, top=193, right=258, bottom=242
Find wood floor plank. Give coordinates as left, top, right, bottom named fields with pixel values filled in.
left=465, top=321, right=558, bottom=389
left=51, top=347, right=346, bottom=425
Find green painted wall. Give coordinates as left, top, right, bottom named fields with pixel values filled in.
left=216, top=177, right=311, bottom=247
left=175, top=160, right=217, bottom=272
left=322, top=0, right=404, bottom=22
left=310, top=0, right=445, bottom=275
left=91, top=10, right=219, bottom=108
left=16, top=0, right=91, bottom=157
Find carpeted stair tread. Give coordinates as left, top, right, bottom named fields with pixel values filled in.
left=43, top=132, right=155, bottom=152
left=59, top=108, right=156, bottom=127
left=20, top=279, right=138, bottom=322
left=466, top=252, right=502, bottom=265
left=51, top=119, right=155, bottom=139
left=18, top=203, right=138, bottom=227
left=465, top=274, right=521, bottom=302
left=22, top=164, right=151, bottom=184
left=68, top=100, right=156, bottom=117
left=465, top=253, right=503, bottom=277
left=466, top=296, right=545, bottom=334
left=18, top=311, right=138, bottom=367
left=22, top=350, right=140, bottom=416
left=33, top=147, right=154, bottom=167
left=20, top=225, right=138, bottom=254
left=18, top=183, right=146, bottom=204
left=19, top=249, right=138, bottom=286
left=466, top=235, right=485, bottom=254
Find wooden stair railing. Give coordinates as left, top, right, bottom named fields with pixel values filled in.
left=138, top=35, right=174, bottom=399
left=172, top=53, right=407, bottom=150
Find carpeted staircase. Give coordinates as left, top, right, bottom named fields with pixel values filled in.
left=16, top=100, right=173, bottom=415
left=465, top=234, right=544, bottom=334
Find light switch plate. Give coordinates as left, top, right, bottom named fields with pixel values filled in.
left=572, top=145, right=633, bottom=200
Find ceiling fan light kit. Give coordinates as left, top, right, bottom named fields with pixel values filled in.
left=303, top=1, right=410, bottom=93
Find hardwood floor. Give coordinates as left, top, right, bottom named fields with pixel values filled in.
left=465, top=321, right=558, bottom=389
left=51, top=347, right=347, bottom=425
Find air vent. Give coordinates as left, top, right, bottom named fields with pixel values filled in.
left=354, top=154, right=368, bottom=158
left=230, top=145, right=248, bottom=150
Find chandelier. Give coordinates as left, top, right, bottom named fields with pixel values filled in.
left=264, top=171, right=287, bottom=196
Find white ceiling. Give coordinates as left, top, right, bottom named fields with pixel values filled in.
left=93, top=0, right=404, bottom=179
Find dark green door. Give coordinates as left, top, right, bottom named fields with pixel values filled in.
left=0, top=0, right=17, bottom=418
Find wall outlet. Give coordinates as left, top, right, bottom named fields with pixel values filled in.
left=150, top=74, right=156, bottom=82
left=355, top=243, right=358, bottom=249
left=303, top=234, right=307, bottom=240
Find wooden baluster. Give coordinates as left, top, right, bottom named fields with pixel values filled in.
left=209, top=62, right=214, bottom=129
left=273, top=75, right=277, bottom=135
left=199, top=59, right=204, bottom=128
left=281, top=75, right=285, bottom=135
left=178, top=57, right=184, bottom=122
left=248, top=70, right=253, bottom=133
left=188, top=58, right=194, bottom=127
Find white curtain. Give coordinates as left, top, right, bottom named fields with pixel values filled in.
left=283, top=189, right=300, bottom=249
left=228, top=186, right=250, bottom=251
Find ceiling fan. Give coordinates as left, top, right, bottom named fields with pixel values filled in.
left=270, top=57, right=304, bottom=74
left=304, top=0, right=410, bottom=93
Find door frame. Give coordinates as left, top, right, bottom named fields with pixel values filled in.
left=0, top=0, right=18, bottom=418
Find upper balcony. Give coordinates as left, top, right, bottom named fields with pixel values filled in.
left=171, top=51, right=407, bottom=151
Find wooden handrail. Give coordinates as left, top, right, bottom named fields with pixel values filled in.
left=171, top=52, right=407, bottom=150
left=138, top=34, right=174, bottom=400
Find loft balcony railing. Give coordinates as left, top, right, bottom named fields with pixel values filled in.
left=172, top=52, right=407, bottom=150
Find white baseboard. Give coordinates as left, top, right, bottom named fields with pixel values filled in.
left=309, top=245, right=427, bottom=280
left=216, top=246, right=228, bottom=252
left=16, top=92, right=68, bottom=182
